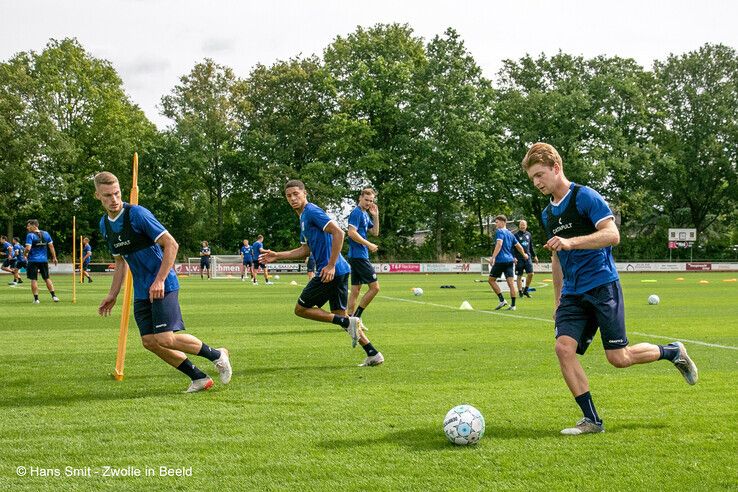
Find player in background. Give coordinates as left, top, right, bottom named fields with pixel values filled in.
left=522, top=142, right=698, bottom=435
left=1, top=235, right=14, bottom=283
left=346, top=188, right=380, bottom=320
left=10, top=237, right=26, bottom=285
left=24, top=220, right=59, bottom=303
left=94, top=171, right=231, bottom=393
left=200, top=240, right=211, bottom=280
left=240, top=239, right=256, bottom=283
left=82, top=237, right=93, bottom=283
left=251, top=234, right=272, bottom=285
left=488, top=215, right=528, bottom=311
left=260, top=179, right=384, bottom=367
left=306, top=253, right=316, bottom=280
left=514, top=220, right=538, bottom=297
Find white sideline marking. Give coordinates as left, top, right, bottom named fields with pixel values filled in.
left=379, top=295, right=738, bottom=351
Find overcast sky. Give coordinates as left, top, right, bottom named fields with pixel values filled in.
left=2, top=0, right=736, bottom=128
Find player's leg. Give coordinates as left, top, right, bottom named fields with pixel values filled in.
left=348, top=283, right=361, bottom=316
left=43, top=268, right=58, bottom=302
left=515, top=265, right=524, bottom=297
left=252, top=262, right=259, bottom=284
left=330, top=274, right=383, bottom=366
left=505, top=277, right=517, bottom=310
left=488, top=266, right=507, bottom=309
left=357, top=280, right=380, bottom=316
left=525, top=270, right=534, bottom=297
left=352, top=260, right=379, bottom=318
left=263, top=264, right=271, bottom=284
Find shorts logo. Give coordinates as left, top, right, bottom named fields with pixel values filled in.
left=155, top=323, right=167, bottom=329
left=372, top=274, right=377, bottom=279
left=298, top=297, right=304, bottom=304
left=609, top=339, right=623, bottom=343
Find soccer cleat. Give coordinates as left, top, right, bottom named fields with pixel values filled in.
left=346, top=317, right=361, bottom=348
left=17, top=279, right=23, bottom=284
left=265, top=281, right=274, bottom=285
left=185, top=377, right=214, bottom=393
left=241, top=277, right=245, bottom=282
left=33, top=299, right=40, bottom=304
left=524, top=290, right=532, bottom=298
left=518, top=290, right=524, bottom=297
left=561, top=417, right=605, bottom=435
left=88, top=278, right=93, bottom=283
left=52, top=296, right=60, bottom=302
left=671, top=341, right=698, bottom=385
left=8, top=281, right=17, bottom=286
left=213, top=348, right=232, bottom=384
left=253, top=281, right=258, bottom=285
left=506, top=305, right=516, bottom=311
left=495, top=301, right=508, bottom=310
left=359, top=352, right=384, bottom=367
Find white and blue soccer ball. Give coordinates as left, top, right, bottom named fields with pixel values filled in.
left=443, top=404, right=485, bottom=445
left=648, top=294, right=660, bottom=305
left=412, top=287, right=424, bottom=296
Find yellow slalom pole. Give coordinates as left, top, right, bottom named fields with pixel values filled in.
left=72, top=216, right=76, bottom=304
left=113, top=152, right=139, bottom=382
left=79, top=236, right=83, bottom=283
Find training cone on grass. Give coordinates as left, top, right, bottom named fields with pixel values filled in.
left=290, top=280, right=298, bottom=285
left=459, top=301, right=474, bottom=310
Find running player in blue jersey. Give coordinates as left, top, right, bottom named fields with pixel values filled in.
left=24, top=220, right=59, bottom=304
left=240, top=239, right=256, bottom=283
left=9, top=237, right=26, bottom=285
left=514, top=220, right=538, bottom=298
left=346, top=188, right=380, bottom=320
left=488, top=215, right=528, bottom=311
left=522, top=142, right=698, bottom=435
left=1, top=235, right=14, bottom=282
left=260, top=179, right=384, bottom=366
left=93, top=172, right=232, bottom=393
left=251, top=235, right=272, bottom=285
left=82, top=237, right=93, bottom=283
left=199, top=241, right=211, bottom=280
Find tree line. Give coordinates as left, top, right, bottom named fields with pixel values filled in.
left=2, top=25, right=737, bottom=261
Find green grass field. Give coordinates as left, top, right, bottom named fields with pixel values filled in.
left=1, top=271, right=736, bottom=491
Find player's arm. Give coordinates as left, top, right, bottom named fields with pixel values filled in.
left=320, top=221, right=344, bottom=282
left=545, top=218, right=619, bottom=251
left=260, top=243, right=310, bottom=263
left=347, top=226, right=378, bottom=252
left=99, top=256, right=127, bottom=316
left=514, top=241, right=528, bottom=260
left=47, top=242, right=58, bottom=265
left=551, top=251, right=563, bottom=317
left=529, top=236, right=538, bottom=263
left=369, top=204, right=379, bottom=236
left=149, top=232, right=179, bottom=301
left=83, top=250, right=91, bottom=261
left=489, top=239, right=503, bottom=264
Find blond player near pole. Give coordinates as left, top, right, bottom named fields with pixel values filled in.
left=94, top=172, right=232, bottom=392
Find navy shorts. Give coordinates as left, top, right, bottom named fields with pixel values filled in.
left=2, top=258, right=15, bottom=268
left=307, top=256, right=316, bottom=273
left=489, top=261, right=514, bottom=279
left=200, top=258, right=210, bottom=268
left=242, top=259, right=252, bottom=266
left=83, top=261, right=90, bottom=271
left=27, top=261, right=50, bottom=280
left=515, top=258, right=534, bottom=275
left=298, top=273, right=349, bottom=312
left=15, top=259, right=27, bottom=270
left=555, top=281, right=628, bottom=354
left=349, top=258, right=377, bottom=285
left=133, top=290, right=185, bottom=337
left=254, top=261, right=265, bottom=270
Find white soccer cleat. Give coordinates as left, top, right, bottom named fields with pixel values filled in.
left=52, top=296, right=60, bottom=302
left=185, top=377, right=214, bottom=393
left=560, top=417, right=605, bottom=435
left=346, top=317, right=361, bottom=348
left=33, top=299, right=40, bottom=304
left=359, top=352, right=384, bottom=367
left=8, top=281, right=17, bottom=286
left=506, top=305, right=516, bottom=311
left=671, top=341, right=698, bottom=385
left=495, top=301, right=508, bottom=310
left=213, top=348, right=232, bottom=384
left=265, top=281, right=274, bottom=285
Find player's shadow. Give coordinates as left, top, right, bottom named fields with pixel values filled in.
left=233, top=364, right=347, bottom=377
left=252, top=328, right=337, bottom=336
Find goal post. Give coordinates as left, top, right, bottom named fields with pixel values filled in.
left=211, top=255, right=245, bottom=279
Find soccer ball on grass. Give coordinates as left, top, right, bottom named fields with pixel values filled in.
left=648, top=294, right=660, bottom=305
left=412, top=287, right=424, bottom=296
left=443, top=404, right=485, bottom=445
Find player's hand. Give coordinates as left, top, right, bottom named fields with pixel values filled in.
left=320, top=264, right=335, bottom=283
left=369, top=203, right=379, bottom=216
left=367, top=242, right=379, bottom=253
left=52, top=258, right=58, bottom=266
left=523, top=253, right=529, bottom=261
left=98, top=295, right=117, bottom=316
left=149, top=279, right=165, bottom=302
left=544, top=236, right=572, bottom=251
left=259, top=250, right=277, bottom=264
left=487, top=257, right=493, bottom=266
left=534, top=256, right=539, bottom=264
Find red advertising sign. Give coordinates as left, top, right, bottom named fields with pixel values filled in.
left=389, top=263, right=421, bottom=273
left=686, top=262, right=711, bottom=271
left=668, top=241, right=677, bottom=249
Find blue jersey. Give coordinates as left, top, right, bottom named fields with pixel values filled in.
left=240, top=245, right=253, bottom=262
left=13, top=243, right=25, bottom=261
left=542, top=183, right=618, bottom=295
left=200, top=246, right=210, bottom=257
left=300, top=203, right=350, bottom=276
left=83, top=244, right=92, bottom=265
left=1, top=241, right=12, bottom=258
left=347, top=206, right=374, bottom=259
left=99, top=204, right=179, bottom=300
left=514, top=230, right=535, bottom=260
left=494, top=228, right=519, bottom=263
left=25, top=231, right=53, bottom=262
left=252, top=241, right=264, bottom=261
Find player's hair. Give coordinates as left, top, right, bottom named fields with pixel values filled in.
left=284, top=179, right=305, bottom=191
left=494, top=215, right=507, bottom=223
left=83, top=237, right=89, bottom=243
left=257, top=234, right=264, bottom=240
left=13, top=237, right=20, bottom=242
left=202, top=240, right=208, bottom=246
left=93, top=172, right=119, bottom=188
left=360, top=187, right=376, bottom=197
left=0, top=235, right=6, bottom=241
left=27, top=219, right=39, bottom=227
left=521, top=142, right=563, bottom=171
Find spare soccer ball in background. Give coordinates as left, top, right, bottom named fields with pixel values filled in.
left=648, top=294, right=660, bottom=305
left=412, top=287, right=424, bottom=296
left=274, top=275, right=280, bottom=280
left=444, top=404, right=485, bottom=445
